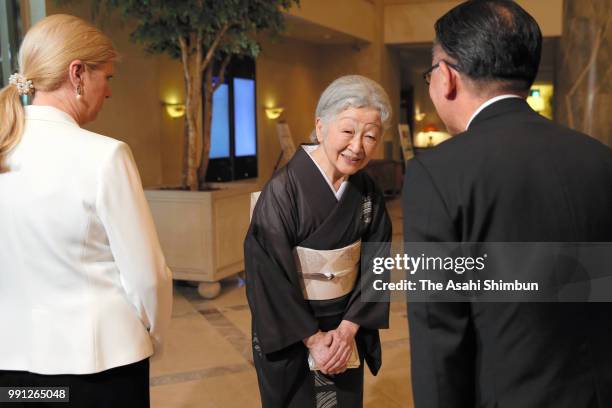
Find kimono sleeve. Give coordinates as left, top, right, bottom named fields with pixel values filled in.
left=244, top=173, right=319, bottom=354
left=343, top=181, right=391, bottom=330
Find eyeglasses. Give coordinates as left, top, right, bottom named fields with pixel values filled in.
left=423, top=61, right=460, bottom=85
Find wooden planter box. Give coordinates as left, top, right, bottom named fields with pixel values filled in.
left=145, top=188, right=254, bottom=298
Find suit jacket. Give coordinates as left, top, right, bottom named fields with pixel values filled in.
left=0, top=105, right=173, bottom=375
left=402, top=98, right=612, bottom=408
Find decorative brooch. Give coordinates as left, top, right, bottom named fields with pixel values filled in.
left=362, top=194, right=373, bottom=225
left=9, top=73, right=34, bottom=96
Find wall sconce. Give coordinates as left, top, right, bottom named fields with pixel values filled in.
left=265, top=107, right=284, bottom=120
left=414, top=124, right=451, bottom=148
left=527, top=88, right=545, bottom=112
left=163, top=102, right=186, bottom=119
left=526, top=84, right=553, bottom=119
left=414, top=106, right=426, bottom=122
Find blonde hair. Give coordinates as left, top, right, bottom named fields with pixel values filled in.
left=0, top=14, right=118, bottom=172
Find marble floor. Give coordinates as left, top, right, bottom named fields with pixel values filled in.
left=150, top=198, right=414, bottom=407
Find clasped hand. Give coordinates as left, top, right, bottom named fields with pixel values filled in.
left=303, top=320, right=359, bottom=375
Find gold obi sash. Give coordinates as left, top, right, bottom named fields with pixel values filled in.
left=293, top=240, right=361, bottom=301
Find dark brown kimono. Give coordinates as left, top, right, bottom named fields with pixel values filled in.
left=245, top=146, right=391, bottom=407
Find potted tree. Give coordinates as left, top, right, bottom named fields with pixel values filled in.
left=91, top=0, right=298, bottom=297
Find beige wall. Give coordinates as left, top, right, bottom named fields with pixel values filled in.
left=515, top=0, right=563, bottom=36
left=158, top=56, right=185, bottom=187
left=385, top=0, right=563, bottom=44
left=385, top=1, right=458, bottom=44
left=286, top=0, right=377, bottom=43
left=45, top=1, right=164, bottom=188
left=255, top=37, right=324, bottom=183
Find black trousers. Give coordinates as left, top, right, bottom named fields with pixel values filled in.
left=0, top=359, right=149, bottom=408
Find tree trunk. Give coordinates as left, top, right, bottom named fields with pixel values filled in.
left=197, top=65, right=214, bottom=189
left=184, top=61, right=205, bottom=190
left=198, top=55, right=230, bottom=188
left=180, top=27, right=229, bottom=190
left=185, top=80, right=199, bottom=191
left=181, top=114, right=189, bottom=188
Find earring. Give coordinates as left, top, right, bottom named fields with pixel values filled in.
left=76, top=85, right=82, bottom=99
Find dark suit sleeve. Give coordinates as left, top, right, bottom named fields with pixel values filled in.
left=402, top=158, right=476, bottom=408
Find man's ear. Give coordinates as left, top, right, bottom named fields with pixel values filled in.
left=439, top=61, right=458, bottom=100
left=68, top=60, right=84, bottom=88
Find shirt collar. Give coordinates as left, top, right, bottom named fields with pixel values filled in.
left=466, top=94, right=522, bottom=130
left=24, top=105, right=79, bottom=127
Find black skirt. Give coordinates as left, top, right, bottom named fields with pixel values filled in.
left=0, top=358, right=149, bottom=408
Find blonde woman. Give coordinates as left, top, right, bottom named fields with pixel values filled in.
left=0, top=15, right=172, bottom=407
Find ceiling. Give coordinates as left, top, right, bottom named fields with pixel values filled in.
left=383, top=0, right=456, bottom=4
left=281, top=14, right=368, bottom=46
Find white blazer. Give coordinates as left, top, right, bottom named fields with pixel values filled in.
left=0, top=105, right=173, bottom=375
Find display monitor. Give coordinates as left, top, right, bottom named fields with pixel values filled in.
left=233, top=78, right=256, bottom=157
left=209, top=83, right=230, bottom=159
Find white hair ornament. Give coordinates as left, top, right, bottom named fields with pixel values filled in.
left=8, top=73, right=34, bottom=96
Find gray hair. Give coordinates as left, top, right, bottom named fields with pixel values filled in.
left=314, top=75, right=392, bottom=138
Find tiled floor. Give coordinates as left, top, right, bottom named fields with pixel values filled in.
left=151, top=198, right=414, bottom=407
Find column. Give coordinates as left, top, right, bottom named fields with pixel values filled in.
left=555, top=0, right=611, bottom=146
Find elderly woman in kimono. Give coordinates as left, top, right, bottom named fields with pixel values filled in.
left=245, top=75, right=392, bottom=408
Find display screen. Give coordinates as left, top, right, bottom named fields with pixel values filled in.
left=233, top=78, right=256, bottom=157
left=209, top=83, right=230, bottom=159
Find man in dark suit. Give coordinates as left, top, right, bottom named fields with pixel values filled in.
left=402, top=1, right=612, bottom=407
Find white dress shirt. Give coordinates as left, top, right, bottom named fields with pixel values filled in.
left=0, top=105, right=172, bottom=375
left=466, top=94, right=522, bottom=130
